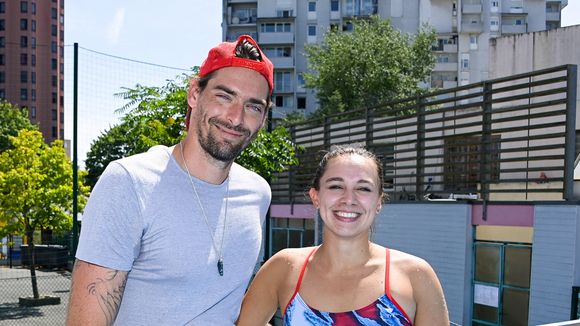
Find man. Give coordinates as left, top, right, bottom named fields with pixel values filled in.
left=66, top=35, right=274, bottom=325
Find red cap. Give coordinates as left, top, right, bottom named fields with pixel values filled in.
left=199, top=35, right=274, bottom=95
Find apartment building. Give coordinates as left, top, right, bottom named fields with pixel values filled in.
left=222, top=0, right=568, bottom=119
left=0, top=0, right=65, bottom=143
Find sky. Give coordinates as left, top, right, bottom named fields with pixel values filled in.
left=65, top=1, right=222, bottom=70
left=63, top=1, right=578, bottom=167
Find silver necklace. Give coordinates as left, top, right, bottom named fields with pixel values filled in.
left=179, top=142, right=228, bottom=276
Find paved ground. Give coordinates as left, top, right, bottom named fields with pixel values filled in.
left=0, top=266, right=71, bottom=325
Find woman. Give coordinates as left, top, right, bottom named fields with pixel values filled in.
left=237, top=146, right=449, bottom=325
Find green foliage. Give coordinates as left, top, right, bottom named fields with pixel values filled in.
left=0, top=130, right=89, bottom=239
left=0, top=100, right=36, bottom=152
left=304, top=16, right=436, bottom=117
left=236, top=127, right=299, bottom=180
left=85, top=73, right=300, bottom=187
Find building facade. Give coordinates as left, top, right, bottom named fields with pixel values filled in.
left=222, top=0, right=568, bottom=119
left=0, top=0, right=65, bottom=143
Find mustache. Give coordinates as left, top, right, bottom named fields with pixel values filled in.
left=208, top=117, right=251, bottom=137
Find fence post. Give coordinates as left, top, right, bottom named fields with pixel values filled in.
left=564, top=64, right=577, bottom=201
left=72, top=43, right=79, bottom=257
left=416, top=96, right=425, bottom=200
left=481, top=81, right=493, bottom=203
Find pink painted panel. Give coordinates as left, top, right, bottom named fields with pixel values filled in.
left=471, top=204, right=534, bottom=226
left=270, top=204, right=316, bottom=219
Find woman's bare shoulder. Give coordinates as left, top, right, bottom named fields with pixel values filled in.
left=262, top=246, right=318, bottom=274
left=389, top=248, right=434, bottom=274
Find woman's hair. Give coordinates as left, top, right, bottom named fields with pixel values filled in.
left=310, top=145, right=385, bottom=200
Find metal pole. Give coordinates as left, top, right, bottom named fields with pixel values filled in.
left=564, top=65, right=577, bottom=200
left=72, top=43, right=79, bottom=256
left=263, top=109, right=272, bottom=262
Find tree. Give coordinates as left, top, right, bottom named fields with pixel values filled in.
left=0, top=130, right=89, bottom=299
left=0, top=100, right=36, bottom=152
left=304, top=16, right=436, bottom=117
left=85, top=74, right=299, bottom=188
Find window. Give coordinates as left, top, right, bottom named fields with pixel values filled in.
left=21, top=53, right=27, bottom=65
left=0, top=71, right=4, bottom=83
left=21, top=36, right=28, bottom=48
left=30, top=106, right=36, bottom=119
left=30, top=89, right=35, bottom=101
left=31, top=71, right=36, bottom=84
left=60, top=15, right=64, bottom=24
left=31, top=37, right=36, bottom=49
left=51, top=24, right=58, bottom=36
left=52, top=59, right=57, bottom=70
left=344, top=0, right=377, bottom=16
left=51, top=41, right=57, bottom=53
left=331, top=0, right=339, bottom=11
left=21, top=71, right=28, bottom=83
left=263, top=47, right=291, bottom=58
left=297, top=97, right=306, bottom=109
left=20, top=19, right=28, bottom=30
left=31, top=20, right=36, bottom=31
left=0, top=2, right=4, bottom=13
left=0, top=19, right=4, bottom=31
left=308, top=25, right=316, bottom=36
left=462, top=58, right=469, bottom=69
left=515, top=19, right=523, bottom=25
left=51, top=109, right=57, bottom=120
left=31, top=54, right=35, bottom=66
left=260, top=23, right=291, bottom=33
left=0, top=37, right=4, bottom=48
left=491, top=1, right=499, bottom=7
left=275, top=95, right=294, bottom=108
left=31, top=2, right=35, bottom=14
left=308, top=1, right=316, bottom=12
left=444, top=135, right=500, bottom=192
left=52, top=92, right=57, bottom=104
left=52, top=75, right=57, bottom=87
left=0, top=54, right=4, bottom=65
left=270, top=218, right=315, bottom=255
left=20, top=1, right=27, bottom=13
left=51, top=8, right=57, bottom=19
left=52, top=126, right=57, bottom=138
left=276, top=9, right=293, bottom=18
left=20, top=88, right=28, bottom=101
left=470, top=35, right=478, bottom=49
left=275, top=71, right=292, bottom=92
left=0, top=89, right=4, bottom=99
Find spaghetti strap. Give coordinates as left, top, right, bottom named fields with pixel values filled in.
left=284, top=247, right=318, bottom=315
left=385, top=248, right=390, bottom=295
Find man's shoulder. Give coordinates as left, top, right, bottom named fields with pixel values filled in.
left=230, top=162, right=268, bottom=185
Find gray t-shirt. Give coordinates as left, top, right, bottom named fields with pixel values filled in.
left=76, top=145, right=271, bottom=325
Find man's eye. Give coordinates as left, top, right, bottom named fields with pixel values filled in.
left=358, top=187, right=372, bottom=192
left=328, top=185, right=342, bottom=190
left=246, top=104, right=264, bottom=114
left=216, top=94, right=231, bottom=101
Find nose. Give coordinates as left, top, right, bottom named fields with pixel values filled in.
left=342, top=189, right=356, bottom=206
left=225, top=100, right=244, bottom=126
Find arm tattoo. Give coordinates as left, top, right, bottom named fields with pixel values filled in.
left=87, top=270, right=128, bottom=325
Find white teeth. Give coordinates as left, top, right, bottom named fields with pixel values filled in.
left=335, top=211, right=358, bottom=218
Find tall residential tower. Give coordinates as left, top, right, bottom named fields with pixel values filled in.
left=222, top=0, right=568, bottom=119
left=0, top=0, right=65, bottom=143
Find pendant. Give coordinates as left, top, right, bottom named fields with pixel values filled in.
left=217, top=258, right=224, bottom=276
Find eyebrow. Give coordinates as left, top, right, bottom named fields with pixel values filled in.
left=324, top=177, right=374, bottom=185
left=214, top=84, right=267, bottom=106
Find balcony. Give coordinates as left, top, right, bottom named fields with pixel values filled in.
left=443, top=43, right=458, bottom=53
left=270, top=56, right=294, bottom=69
left=462, top=4, right=482, bottom=14
left=434, top=62, right=458, bottom=72
left=502, top=24, right=527, bottom=34
left=461, top=22, right=483, bottom=33
left=259, top=32, right=294, bottom=44
left=546, top=11, right=561, bottom=21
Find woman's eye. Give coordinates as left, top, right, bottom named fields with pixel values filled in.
left=358, top=187, right=372, bottom=192
left=328, top=185, right=342, bottom=190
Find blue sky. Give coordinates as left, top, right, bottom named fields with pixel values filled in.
left=65, top=1, right=223, bottom=69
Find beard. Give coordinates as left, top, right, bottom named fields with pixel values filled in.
left=196, top=116, right=258, bottom=162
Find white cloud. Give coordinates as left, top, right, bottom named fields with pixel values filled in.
left=106, top=8, right=125, bottom=44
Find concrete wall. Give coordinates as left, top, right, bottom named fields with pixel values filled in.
left=489, top=24, right=580, bottom=128
left=373, top=203, right=473, bottom=326
left=529, top=204, right=580, bottom=325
